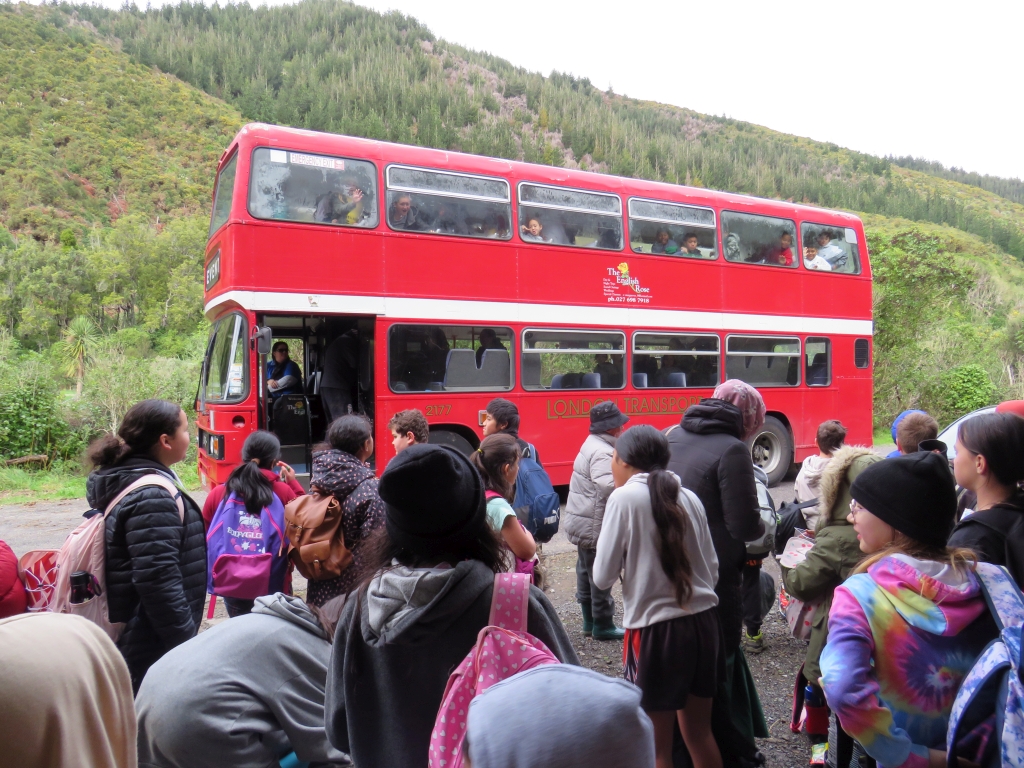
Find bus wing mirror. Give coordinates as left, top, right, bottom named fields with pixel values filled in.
left=255, top=326, right=273, bottom=356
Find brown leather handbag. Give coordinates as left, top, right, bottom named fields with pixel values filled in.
left=283, top=491, right=353, bottom=580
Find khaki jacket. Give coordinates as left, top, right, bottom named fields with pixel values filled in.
left=782, top=446, right=882, bottom=682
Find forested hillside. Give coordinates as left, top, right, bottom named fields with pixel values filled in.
left=70, top=0, right=1024, bottom=260
left=1, top=0, right=1024, bottom=481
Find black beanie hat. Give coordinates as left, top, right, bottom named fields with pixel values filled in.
left=850, top=451, right=957, bottom=547
left=378, top=443, right=487, bottom=556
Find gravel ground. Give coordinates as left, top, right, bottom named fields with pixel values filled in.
left=541, top=543, right=811, bottom=768
left=2, top=480, right=813, bottom=765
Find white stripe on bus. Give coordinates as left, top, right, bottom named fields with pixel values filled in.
left=205, top=290, right=874, bottom=336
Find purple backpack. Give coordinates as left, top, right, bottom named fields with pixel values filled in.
left=206, top=491, right=288, bottom=600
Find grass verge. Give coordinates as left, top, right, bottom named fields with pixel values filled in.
left=0, top=459, right=202, bottom=506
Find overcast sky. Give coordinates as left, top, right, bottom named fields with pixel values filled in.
left=81, top=0, right=1024, bottom=180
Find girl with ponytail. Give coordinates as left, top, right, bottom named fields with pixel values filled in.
left=593, top=424, right=723, bottom=768
left=201, top=431, right=305, bottom=616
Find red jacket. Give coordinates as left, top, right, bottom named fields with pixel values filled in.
left=202, top=469, right=305, bottom=528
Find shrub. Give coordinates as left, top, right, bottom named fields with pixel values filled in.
left=934, top=364, right=997, bottom=423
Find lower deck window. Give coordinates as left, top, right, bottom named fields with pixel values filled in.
left=521, top=329, right=625, bottom=390
left=388, top=325, right=513, bottom=392
left=805, top=337, right=831, bottom=386
left=725, top=335, right=801, bottom=387
left=632, top=333, right=719, bottom=388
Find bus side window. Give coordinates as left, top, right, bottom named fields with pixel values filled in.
left=632, top=332, right=720, bottom=388
left=627, top=198, right=717, bottom=259
left=518, top=184, right=622, bottom=251
left=801, top=223, right=861, bottom=274
left=721, top=211, right=798, bottom=268
left=387, top=325, right=514, bottom=393
left=385, top=166, right=512, bottom=240
left=805, top=337, right=831, bottom=386
left=725, top=335, right=801, bottom=387
left=521, top=329, right=625, bottom=390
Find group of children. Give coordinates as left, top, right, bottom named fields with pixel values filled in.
left=5, top=391, right=1024, bottom=768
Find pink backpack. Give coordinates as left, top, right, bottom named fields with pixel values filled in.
left=19, top=475, right=184, bottom=642
left=428, top=572, right=559, bottom=768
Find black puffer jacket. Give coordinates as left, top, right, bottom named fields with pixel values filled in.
left=86, top=457, right=206, bottom=692
left=667, top=399, right=763, bottom=650
left=307, top=449, right=386, bottom=606
left=949, top=492, right=1024, bottom=585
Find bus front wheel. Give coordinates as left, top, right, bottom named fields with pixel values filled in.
left=749, top=416, right=793, bottom=487
left=427, top=428, right=476, bottom=457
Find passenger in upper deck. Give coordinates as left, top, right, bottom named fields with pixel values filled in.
left=680, top=232, right=702, bottom=256
left=431, top=201, right=469, bottom=235
left=651, top=229, right=679, bottom=255
left=520, top=217, right=549, bottom=242
left=314, top=179, right=365, bottom=225
left=804, top=244, right=833, bottom=271
left=816, top=230, right=848, bottom=270
left=766, top=232, right=795, bottom=266
left=388, top=193, right=430, bottom=231
left=267, top=342, right=303, bottom=400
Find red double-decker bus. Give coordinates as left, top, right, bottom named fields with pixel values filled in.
left=196, top=123, right=872, bottom=489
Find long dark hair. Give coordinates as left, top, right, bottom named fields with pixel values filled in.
left=327, top=414, right=372, bottom=456
left=959, top=412, right=1024, bottom=488
left=472, top=433, right=521, bottom=503
left=225, top=430, right=280, bottom=515
left=88, top=399, right=183, bottom=468
left=616, top=424, right=693, bottom=606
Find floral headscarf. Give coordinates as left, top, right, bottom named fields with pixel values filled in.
left=713, top=379, right=766, bottom=441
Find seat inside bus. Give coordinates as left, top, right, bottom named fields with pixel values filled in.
left=442, top=348, right=510, bottom=390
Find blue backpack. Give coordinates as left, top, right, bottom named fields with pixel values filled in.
left=513, top=442, right=560, bottom=544
left=206, top=491, right=288, bottom=602
left=946, top=562, right=1024, bottom=768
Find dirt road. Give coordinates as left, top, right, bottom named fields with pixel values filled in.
left=1, top=481, right=813, bottom=766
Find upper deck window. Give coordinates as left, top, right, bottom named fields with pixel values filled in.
left=628, top=198, right=717, bottom=259
left=208, top=151, right=238, bottom=238
left=721, top=211, right=798, bottom=268
left=518, top=183, right=622, bottom=250
left=521, top=329, right=625, bottom=390
left=801, top=222, right=861, bottom=274
left=385, top=166, right=511, bottom=240
left=247, top=148, right=378, bottom=228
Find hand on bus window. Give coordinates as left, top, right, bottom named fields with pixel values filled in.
left=276, top=461, right=296, bottom=484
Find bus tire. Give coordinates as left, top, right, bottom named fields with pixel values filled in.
left=427, top=428, right=476, bottom=457
left=749, top=415, right=793, bottom=487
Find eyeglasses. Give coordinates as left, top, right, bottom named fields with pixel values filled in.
left=849, top=499, right=868, bottom=518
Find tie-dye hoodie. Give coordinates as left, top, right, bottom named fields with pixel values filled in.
left=820, top=555, right=996, bottom=768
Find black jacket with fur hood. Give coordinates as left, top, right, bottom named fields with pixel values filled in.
left=86, top=456, right=206, bottom=692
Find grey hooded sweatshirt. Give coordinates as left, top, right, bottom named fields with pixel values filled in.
left=467, top=665, right=654, bottom=768
left=325, top=558, right=579, bottom=768
left=136, top=594, right=349, bottom=768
